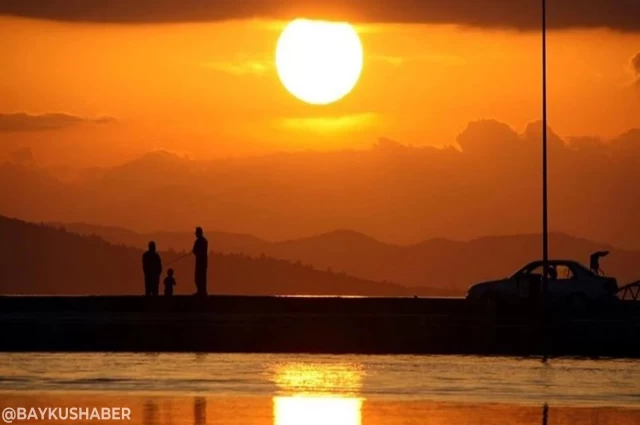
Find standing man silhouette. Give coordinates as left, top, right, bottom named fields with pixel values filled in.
left=142, top=241, right=162, bottom=296
left=590, top=250, right=609, bottom=276
left=192, top=227, right=209, bottom=296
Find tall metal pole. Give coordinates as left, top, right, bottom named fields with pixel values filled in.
left=540, top=0, right=549, bottom=363
left=541, top=0, right=549, bottom=299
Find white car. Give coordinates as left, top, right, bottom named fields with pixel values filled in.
left=466, top=259, right=618, bottom=311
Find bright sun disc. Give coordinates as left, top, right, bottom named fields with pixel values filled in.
left=276, top=19, right=363, bottom=105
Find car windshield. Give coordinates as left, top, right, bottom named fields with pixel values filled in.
left=509, top=264, right=535, bottom=279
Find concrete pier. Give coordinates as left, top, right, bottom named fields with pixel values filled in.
left=1, top=296, right=639, bottom=357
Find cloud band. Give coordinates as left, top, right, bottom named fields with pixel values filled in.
left=0, top=0, right=639, bottom=31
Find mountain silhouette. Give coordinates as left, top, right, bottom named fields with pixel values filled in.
left=2, top=119, right=640, bottom=249
left=0, top=215, right=450, bottom=296
left=45, top=220, right=640, bottom=294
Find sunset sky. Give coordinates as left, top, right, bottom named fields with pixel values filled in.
left=1, top=0, right=639, bottom=167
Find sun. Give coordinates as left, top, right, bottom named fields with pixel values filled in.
left=276, top=19, right=363, bottom=105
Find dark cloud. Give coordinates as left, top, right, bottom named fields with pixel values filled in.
left=0, top=112, right=116, bottom=132
left=523, top=120, right=565, bottom=151
left=1, top=0, right=639, bottom=31
left=456, top=119, right=571, bottom=161
left=457, top=119, right=521, bottom=155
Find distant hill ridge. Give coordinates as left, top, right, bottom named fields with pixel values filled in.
left=46, top=220, right=640, bottom=293
left=1, top=215, right=448, bottom=296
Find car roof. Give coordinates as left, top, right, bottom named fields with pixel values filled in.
left=529, top=259, right=579, bottom=264
left=525, top=259, right=590, bottom=268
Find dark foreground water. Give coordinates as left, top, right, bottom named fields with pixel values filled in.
left=0, top=354, right=639, bottom=424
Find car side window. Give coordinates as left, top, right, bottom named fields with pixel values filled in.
left=526, top=264, right=563, bottom=280
left=555, top=265, right=575, bottom=280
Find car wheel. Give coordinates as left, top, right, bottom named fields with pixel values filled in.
left=566, top=294, right=590, bottom=316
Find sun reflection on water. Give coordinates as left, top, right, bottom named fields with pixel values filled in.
left=272, top=362, right=364, bottom=425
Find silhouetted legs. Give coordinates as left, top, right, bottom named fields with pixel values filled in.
left=145, top=276, right=160, bottom=296
left=195, top=264, right=207, bottom=296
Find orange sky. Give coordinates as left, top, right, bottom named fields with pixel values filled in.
left=0, top=16, right=639, bottom=166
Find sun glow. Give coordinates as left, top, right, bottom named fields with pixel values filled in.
left=275, top=19, right=364, bottom=105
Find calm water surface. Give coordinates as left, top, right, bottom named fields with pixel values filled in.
left=0, top=354, right=639, bottom=424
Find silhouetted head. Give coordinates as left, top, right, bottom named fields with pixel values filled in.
left=167, top=268, right=174, bottom=276
left=148, top=241, right=156, bottom=252
left=591, top=250, right=609, bottom=260
left=195, top=227, right=203, bottom=238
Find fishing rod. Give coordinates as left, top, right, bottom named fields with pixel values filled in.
left=166, top=252, right=191, bottom=265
